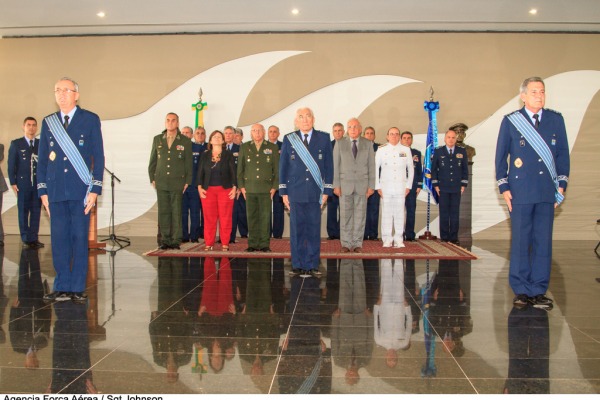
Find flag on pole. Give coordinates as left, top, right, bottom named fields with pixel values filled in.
left=423, top=100, right=440, bottom=204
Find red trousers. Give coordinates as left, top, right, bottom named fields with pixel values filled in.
left=201, top=186, right=234, bottom=246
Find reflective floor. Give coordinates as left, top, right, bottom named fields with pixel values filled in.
left=0, top=236, right=599, bottom=394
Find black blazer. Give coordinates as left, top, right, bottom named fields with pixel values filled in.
left=197, top=148, right=237, bottom=189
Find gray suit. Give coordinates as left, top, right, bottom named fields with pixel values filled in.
left=333, top=136, right=375, bottom=249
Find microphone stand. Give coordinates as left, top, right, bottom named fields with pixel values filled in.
left=100, top=167, right=130, bottom=250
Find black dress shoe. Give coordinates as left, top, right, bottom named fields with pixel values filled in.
left=289, top=269, right=302, bottom=276
left=182, top=239, right=190, bottom=243
left=43, top=291, right=65, bottom=302
left=241, top=235, right=248, bottom=238
left=310, top=269, right=322, bottom=277
left=273, top=236, right=282, bottom=239
left=513, top=294, right=529, bottom=308
left=191, top=239, right=199, bottom=243
left=33, top=241, right=45, bottom=248
left=171, top=244, right=181, bottom=250
left=245, top=247, right=257, bottom=252
left=529, top=294, right=553, bottom=310
left=260, top=247, right=272, bottom=252
left=159, top=244, right=170, bottom=250
left=71, top=292, right=88, bottom=303
left=23, top=242, right=32, bottom=249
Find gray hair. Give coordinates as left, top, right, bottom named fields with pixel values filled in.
left=59, top=77, right=79, bottom=92
left=520, top=77, right=544, bottom=94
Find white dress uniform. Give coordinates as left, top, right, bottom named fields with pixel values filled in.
left=375, top=143, right=414, bottom=247
left=373, top=259, right=413, bottom=351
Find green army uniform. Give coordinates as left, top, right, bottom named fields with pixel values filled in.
left=148, top=130, right=193, bottom=247
left=237, top=140, right=279, bottom=250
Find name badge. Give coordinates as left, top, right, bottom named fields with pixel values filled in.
left=551, top=139, right=556, bottom=146
left=79, top=140, right=84, bottom=146
left=319, top=154, right=323, bottom=160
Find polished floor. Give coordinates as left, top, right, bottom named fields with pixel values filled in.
left=0, top=235, right=599, bottom=394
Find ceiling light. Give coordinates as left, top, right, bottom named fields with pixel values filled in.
left=97, top=11, right=106, bottom=18
left=529, top=8, right=538, bottom=15
left=291, top=8, right=299, bottom=15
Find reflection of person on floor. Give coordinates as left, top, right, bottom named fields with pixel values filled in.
left=237, top=259, right=279, bottom=376
left=198, top=257, right=236, bottom=373
left=429, top=259, right=472, bottom=357
left=374, top=259, right=412, bottom=369
left=149, top=257, right=193, bottom=383
left=404, top=259, right=422, bottom=334
left=48, top=302, right=97, bottom=394
left=331, top=259, right=374, bottom=385
left=504, top=306, right=549, bottom=394
left=9, top=248, right=51, bottom=369
left=278, top=275, right=331, bottom=394
left=0, top=249, right=7, bottom=345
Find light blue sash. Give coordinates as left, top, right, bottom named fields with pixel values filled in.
left=288, top=132, right=325, bottom=204
left=507, top=112, right=564, bottom=204
left=46, top=113, right=93, bottom=204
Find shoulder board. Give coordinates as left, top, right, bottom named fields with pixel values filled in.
left=378, top=143, right=388, bottom=148
left=545, top=108, right=562, bottom=116
left=504, top=110, right=522, bottom=118
left=436, top=145, right=444, bottom=149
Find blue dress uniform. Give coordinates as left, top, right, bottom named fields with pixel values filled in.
left=279, top=130, right=333, bottom=271
left=37, top=107, right=105, bottom=294
left=8, top=137, right=42, bottom=244
left=271, top=140, right=285, bottom=238
left=404, top=148, right=423, bottom=241
left=326, top=139, right=340, bottom=239
left=228, top=143, right=248, bottom=242
left=431, top=145, right=468, bottom=242
left=495, top=107, right=569, bottom=298
left=364, top=141, right=380, bottom=240
left=181, top=141, right=205, bottom=242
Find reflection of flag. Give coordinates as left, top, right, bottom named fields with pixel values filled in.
left=421, top=267, right=437, bottom=378
left=423, top=101, right=440, bottom=204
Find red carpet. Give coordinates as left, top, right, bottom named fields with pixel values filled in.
left=143, top=238, right=476, bottom=260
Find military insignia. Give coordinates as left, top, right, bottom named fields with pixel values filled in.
left=264, top=148, right=272, bottom=154
left=514, top=158, right=523, bottom=168
left=233, top=152, right=239, bottom=157
left=319, top=154, right=323, bottom=160
left=79, top=139, right=84, bottom=146
left=551, top=139, right=556, bottom=146
left=520, top=139, right=525, bottom=147
left=176, top=145, right=185, bottom=151
left=399, top=152, right=406, bottom=157
left=49, top=151, right=56, bottom=161
left=413, top=155, right=419, bottom=162
left=291, top=155, right=295, bottom=160
left=267, top=156, right=271, bottom=162
left=456, top=153, right=463, bottom=159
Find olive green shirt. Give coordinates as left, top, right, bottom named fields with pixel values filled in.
left=148, top=131, right=193, bottom=191
left=237, top=140, right=279, bottom=194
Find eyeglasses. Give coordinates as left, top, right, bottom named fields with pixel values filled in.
left=54, top=88, right=77, bottom=94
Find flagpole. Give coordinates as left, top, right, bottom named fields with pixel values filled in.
left=420, top=87, right=439, bottom=240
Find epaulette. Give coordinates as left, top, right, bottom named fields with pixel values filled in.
left=436, top=145, right=444, bottom=149
left=505, top=110, right=521, bottom=118
left=545, top=108, right=562, bottom=116
left=378, top=143, right=388, bottom=148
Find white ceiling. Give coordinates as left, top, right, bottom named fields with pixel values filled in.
left=1, top=0, right=599, bottom=38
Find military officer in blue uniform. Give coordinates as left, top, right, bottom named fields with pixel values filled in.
left=181, top=126, right=205, bottom=243
left=363, top=126, right=380, bottom=240
left=431, top=129, right=468, bottom=244
left=8, top=117, right=43, bottom=249
left=279, top=107, right=333, bottom=276
left=267, top=125, right=285, bottom=238
left=38, top=77, right=105, bottom=303
left=495, top=76, right=570, bottom=310
left=326, top=122, right=344, bottom=240
left=400, top=131, right=423, bottom=241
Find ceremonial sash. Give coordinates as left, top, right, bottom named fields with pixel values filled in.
left=288, top=132, right=325, bottom=204
left=507, top=112, right=564, bottom=205
left=45, top=113, right=94, bottom=204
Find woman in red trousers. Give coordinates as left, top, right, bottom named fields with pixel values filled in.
left=198, top=130, right=237, bottom=251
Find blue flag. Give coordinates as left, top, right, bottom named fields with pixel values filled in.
left=423, top=101, right=440, bottom=204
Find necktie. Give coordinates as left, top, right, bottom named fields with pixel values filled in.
left=63, top=115, right=69, bottom=129
left=29, top=140, right=34, bottom=151
left=303, top=134, right=309, bottom=148
left=449, top=148, right=453, bottom=156
left=352, top=140, right=358, bottom=158
left=533, top=113, right=540, bottom=129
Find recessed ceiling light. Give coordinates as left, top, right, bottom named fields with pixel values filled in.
left=291, top=8, right=299, bottom=15
left=529, top=8, right=538, bottom=15
left=97, top=11, right=106, bottom=18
